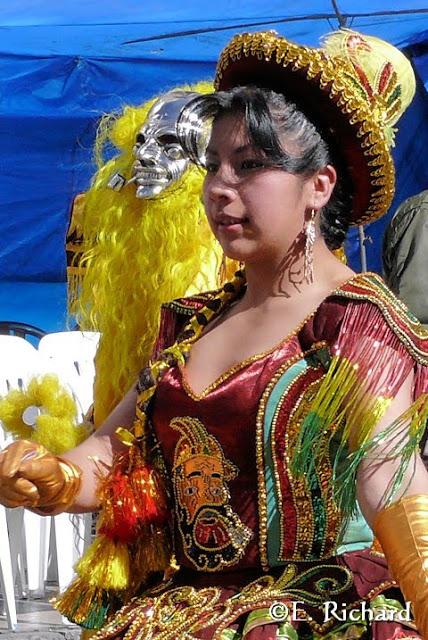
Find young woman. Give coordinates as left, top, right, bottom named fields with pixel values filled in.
left=1, top=29, right=428, bottom=640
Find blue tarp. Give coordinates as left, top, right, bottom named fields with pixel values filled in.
left=0, top=2, right=427, bottom=330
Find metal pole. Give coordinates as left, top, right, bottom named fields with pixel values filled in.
left=358, top=225, right=368, bottom=272
left=331, top=0, right=347, bottom=27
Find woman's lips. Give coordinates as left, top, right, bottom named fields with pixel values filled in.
left=216, top=216, right=248, bottom=231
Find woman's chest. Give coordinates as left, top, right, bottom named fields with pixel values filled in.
left=182, top=305, right=321, bottom=397
left=151, top=337, right=325, bottom=482
left=149, top=338, right=344, bottom=567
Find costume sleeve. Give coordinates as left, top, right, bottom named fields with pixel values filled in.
left=292, top=281, right=428, bottom=519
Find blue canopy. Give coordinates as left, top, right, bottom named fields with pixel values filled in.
left=1, top=2, right=427, bottom=331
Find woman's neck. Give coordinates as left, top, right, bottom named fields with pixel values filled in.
left=242, top=238, right=354, bottom=308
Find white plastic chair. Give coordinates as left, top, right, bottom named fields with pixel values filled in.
left=0, top=338, right=51, bottom=598
left=38, top=331, right=100, bottom=416
left=0, top=337, right=44, bottom=615
left=37, top=332, right=99, bottom=598
left=0, top=335, right=92, bottom=602
left=0, top=506, right=17, bottom=629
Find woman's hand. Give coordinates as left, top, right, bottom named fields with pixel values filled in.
left=0, top=384, right=139, bottom=514
left=0, top=439, right=81, bottom=514
left=0, top=440, right=45, bottom=508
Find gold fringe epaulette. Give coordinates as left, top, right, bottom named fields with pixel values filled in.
left=333, top=272, right=428, bottom=366
left=292, top=272, right=428, bottom=521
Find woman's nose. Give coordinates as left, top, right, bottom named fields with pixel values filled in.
left=205, top=184, right=238, bottom=209
left=205, top=171, right=238, bottom=203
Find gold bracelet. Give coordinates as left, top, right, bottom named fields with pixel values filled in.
left=31, top=458, right=82, bottom=516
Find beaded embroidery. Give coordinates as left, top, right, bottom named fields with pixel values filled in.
left=171, top=416, right=252, bottom=571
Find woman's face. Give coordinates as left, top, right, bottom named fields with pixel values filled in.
left=203, top=113, right=316, bottom=265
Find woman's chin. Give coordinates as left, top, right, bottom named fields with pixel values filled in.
left=219, top=239, right=258, bottom=264
left=222, top=249, right=250, bottom=264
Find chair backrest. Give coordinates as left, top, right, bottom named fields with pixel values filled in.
left=38, top=331, right=100, bottom=416
left=38, top=331, right=100, bottom=363
left=0, top=322, right=46, bottom=347
left=0, top=336, right=48, bottom=447
left=0, top=336, right=41, bottom=388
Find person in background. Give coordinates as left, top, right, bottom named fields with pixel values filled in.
left=383, top=189, right=428, bottom=329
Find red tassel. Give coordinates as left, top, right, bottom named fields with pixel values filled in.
left=98, top=447, right=170, bottom=544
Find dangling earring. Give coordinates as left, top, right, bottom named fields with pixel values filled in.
left=304, top=209, right=316, bottom=284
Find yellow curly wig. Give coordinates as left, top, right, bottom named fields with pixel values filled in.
left=71, top=81, right=235, bottom=426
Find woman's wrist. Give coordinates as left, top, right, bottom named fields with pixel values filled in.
left=30, top=457, right=82, bottom=516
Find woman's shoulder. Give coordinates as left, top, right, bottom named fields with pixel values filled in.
left=161, top=288, right=222, bottom=317
left=301, top=272, right=428, bottom=364
left=333, top=272, right=428, bottom=352
left=153, top=288, right=223, bottom=356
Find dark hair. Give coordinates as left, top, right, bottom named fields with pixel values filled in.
left=183, top=86, right=352, bottom=250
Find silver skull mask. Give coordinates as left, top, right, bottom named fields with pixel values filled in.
left=131, top=90, right=201, bottom=199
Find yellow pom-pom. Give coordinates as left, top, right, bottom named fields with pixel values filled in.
left=35, top=415, right=89, bottom=453
left=0, top=389, right=35, bottom=441
left=0, top=374, right=91, bottom=454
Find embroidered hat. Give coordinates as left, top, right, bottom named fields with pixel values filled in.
left=212, top=29, right=416, bottom=225
left=178, top=30, right=415, bottom=226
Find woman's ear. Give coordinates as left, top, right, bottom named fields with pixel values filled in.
left=311, top=165, right=337, bottom=209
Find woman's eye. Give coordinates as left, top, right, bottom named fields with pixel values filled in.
left=205, top=162, right=218, bottom=173
left=241, top=159, right=265, bottom=170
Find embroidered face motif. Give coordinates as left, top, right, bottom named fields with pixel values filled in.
left=171, top=416, right=252, bottom=570
left=179, top=454, right=227, bottom=522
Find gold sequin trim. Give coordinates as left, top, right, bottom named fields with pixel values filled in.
left=162, top=290, right=221, bottom=317
left=256, top=352, right=306, bottom=571
left=284, top=376, right=324, bottom=560
left=93, top=564, right=358, bottom=639
left=256, top=344, right=337, bottom=570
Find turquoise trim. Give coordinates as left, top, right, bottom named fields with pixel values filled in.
left=336, top=503, right=373, bottom=554
left=263, top=359, right=308, bottom=564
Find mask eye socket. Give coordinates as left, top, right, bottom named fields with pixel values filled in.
left=165, top=145, right=183, bottom=160
left=157, top=134, right=184, bottom=160
left=135, top=132, right=146, bottom=145
left=184, top=486, right=198, bottom=496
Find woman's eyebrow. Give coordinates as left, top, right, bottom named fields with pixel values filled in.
left=205, top=143, right=254, bottom=156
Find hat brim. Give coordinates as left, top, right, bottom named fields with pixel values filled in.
left=214, top=33, right=394, bottom=226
